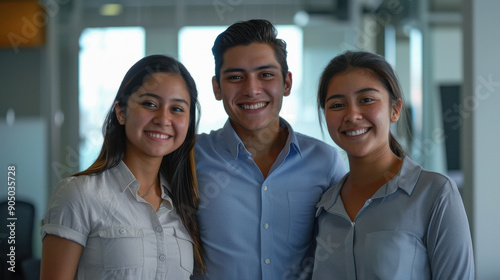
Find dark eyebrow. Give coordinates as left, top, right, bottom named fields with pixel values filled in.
left=171, top=98, right=190, bottom=106
left=357, top=87, right=380, bottom=94
left=139, top=93, right=189, bottom=105
left=325, top=87, right=380, bottom=103
left=139, top=93, right=161, bottom=100
left=222, top=64, right=279, bottom=75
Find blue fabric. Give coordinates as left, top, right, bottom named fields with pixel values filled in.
left=193, top=118, right=347, bottom=280
left=312, top=156, right=474, bottom=280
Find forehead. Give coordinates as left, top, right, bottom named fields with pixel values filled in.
left=327, top=68, right=385, bottom=93
left=134, top=73, right=190, bottom=100
left=221, top=42, right=280, bottom=71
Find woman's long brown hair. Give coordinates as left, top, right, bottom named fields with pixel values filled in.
left=74, top=55, right=206, bottom=275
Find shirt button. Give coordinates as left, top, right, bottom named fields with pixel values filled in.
left=156, top=226, right=163, bottom=232
left=119, top=228, right=127, bottom=234
left=264, top=258, right=271, bottom=264
left=263, top=223, right=269, bottom=229
left=263, top=186, right=268, bottom=191
left=159, top=254, right=166, bottom=261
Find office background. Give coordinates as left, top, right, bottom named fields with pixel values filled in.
left=0, top=0, right=498, bottom=279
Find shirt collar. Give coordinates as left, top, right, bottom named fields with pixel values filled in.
left=111, top=161, right=173, bottom=210
left=111, top=161, right=137, bottom=193
left=317, top=156, right=422, bottom=214
left=221, top=117, right=303, bottom=159
left=391, top=156, right=422, bottom=196
left=372, top=156, right=422, bottom=197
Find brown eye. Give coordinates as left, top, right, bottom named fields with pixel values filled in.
left=142, top=101, right=157, bottom=108
left=171, top=106, right=185, bottom=112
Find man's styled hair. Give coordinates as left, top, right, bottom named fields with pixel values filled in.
left=212, top=19, right=288, bottom=83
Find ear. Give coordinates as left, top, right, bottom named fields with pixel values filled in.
left=390, top=98, right=403, bottom=123
left=283, top=71, right=292, bottom=97
left=212, top=76, right=222, bottom=101
left=114, top=101, right=126, bottom=125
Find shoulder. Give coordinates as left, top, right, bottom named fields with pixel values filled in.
left=52, top=176, right=87, bottom=199
left=418, top=168, right=459, bottom=196
left=400, top=158, right=460, bottom=200
left=292, top=132, right=345, bottom=171
left=294, top=132, right=340, bottom=155
left=51, top=171, right=113, bottom=203
left=196, top=129, right=222, bottom=145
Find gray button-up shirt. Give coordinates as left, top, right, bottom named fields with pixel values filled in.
left=312, top=156, right=474, bottom=280
left=41, top=161, right=193, bottom=279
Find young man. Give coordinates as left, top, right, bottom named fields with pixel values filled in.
left=193, top=19, right=346, bottom=279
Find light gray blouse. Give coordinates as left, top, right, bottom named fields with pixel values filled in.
left=312, top=157, right=474, bottom=280
left=41, top=161, right=194, bottom=280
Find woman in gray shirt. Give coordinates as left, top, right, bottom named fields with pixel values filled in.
left=40, top=55, right=205, bottom=279
left=313, top=50, right=474, bottom=279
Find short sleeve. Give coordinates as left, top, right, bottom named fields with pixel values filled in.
left=40, top=176, right=90, bottom=246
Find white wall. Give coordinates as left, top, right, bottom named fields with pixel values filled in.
left=463, top=1, right=500, bottom=279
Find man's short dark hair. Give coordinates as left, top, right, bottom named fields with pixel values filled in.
left=212, top=19, right=289, bottom=84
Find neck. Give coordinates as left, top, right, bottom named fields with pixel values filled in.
left=233, top=118, right=288, bottom=178
left=122, top=154, right=161, bottom=186
left=347, top=149, right=403, bottom=188
left=240, top=123, right=286, bottom=159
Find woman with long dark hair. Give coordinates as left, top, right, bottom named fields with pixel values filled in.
left=41, top=55, right=205, bottom=279
left=312, top=50, right=474, bottom=279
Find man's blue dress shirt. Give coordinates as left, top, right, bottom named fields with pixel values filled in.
left=193, top=118, right=346, bottom=280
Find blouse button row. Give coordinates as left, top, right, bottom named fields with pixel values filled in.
left=159, top=254, right=166, bottom=261
left=155, top=226, right=163, bottom=233
left=119, top=228, right=127, bottom=234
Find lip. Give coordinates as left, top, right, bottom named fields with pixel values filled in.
left=342, top=127, right=370, bottom=137
left=239, top=102, right=268, bottom=110
left=144, top=131, right=172, bottom=141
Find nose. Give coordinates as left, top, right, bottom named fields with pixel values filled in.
left=243, top=76, right=261, bottom=97
left=154, top=108, right=172, bottom=126
left=344, top=105, right=362, bottom=123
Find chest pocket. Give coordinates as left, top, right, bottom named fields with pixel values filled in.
left=99, top=226, right=144, bottom=270
left=174, top=227, right=194, bottom=274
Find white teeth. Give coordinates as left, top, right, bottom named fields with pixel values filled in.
left=345, top=129, right=368, bottom=136
left=241, top=102, right=267, bottom=110
left=146, top=132, right=170, bottom=139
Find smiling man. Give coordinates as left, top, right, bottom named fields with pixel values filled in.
left=193, top=19, right=347, bottom=280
